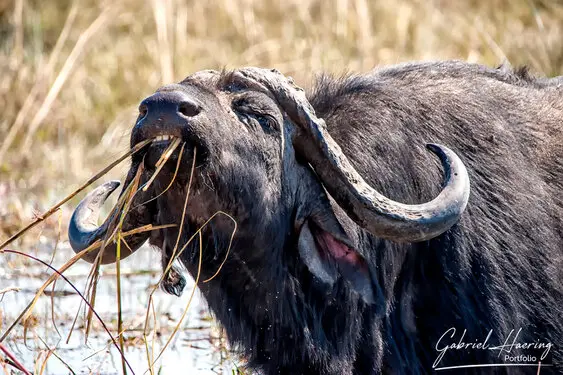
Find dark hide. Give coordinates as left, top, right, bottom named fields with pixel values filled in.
left=135, top=61, right=562, bottom=374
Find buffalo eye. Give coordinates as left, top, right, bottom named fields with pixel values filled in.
left=254, top=114, right=274, bottom=129
left=232, top=96, right=278, bottom=131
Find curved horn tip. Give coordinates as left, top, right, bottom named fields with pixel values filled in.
left=425, top=143, right=449, bottom=157
left=95, top=180, right=121, bottom=197
left=68, top=180, right=121, bottom=254
left=81, top=180, right=121, bottom=206
left=77, top=179, right=121, bottom=212
left=425, top=143, right=467, bottom=164
left=425, top=142, right=439, bottom=152
left=425, top=141, right=471, bottom=213
left=425, top=143, right=470, bottom=179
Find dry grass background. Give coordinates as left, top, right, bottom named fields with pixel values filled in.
left=0, top=0, right=562, bottom=244
left=0, top=1, right=562, bottom=373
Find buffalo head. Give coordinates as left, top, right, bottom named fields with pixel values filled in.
left=68, top=68, right=470, bottom=303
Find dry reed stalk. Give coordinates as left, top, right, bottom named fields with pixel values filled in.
left=81, top=162, right=145, bottom=341
left=0, top=139, right=151, bottom=251
left=0, top=3, right=79, bottom=161
left=169, top=147, right=196, bottom=258
left=116, top=232, right=127, bottom=375
left=20, top=6, right=112, bottom=152
left=143, top=297, right=158, bottom=375
left=147, top=232, right=204, bottom=372
left=0, top=288, right=19, bottom=296
left=73, top=140, right=180, bottom=374
left=143, top=147, right=196, bottom=373
left=142, top=137, right=182, bottom=192
left=0, top=249, right=136, bottom=374
left=144, top=209, right=237, bottom=369
left=35, top=336, right=76, bottom=375
left=11, top=0, right=23, bottom=65
left=0, top=342, right=31, bottom=375
left=113, top=158, right=146, bottom=375
left=136, top=142, right=185, bottom=208
left=48, top=213, right=64, bottom=339
left=139, top=144, right=187, bottom=375
left=151, top=0, right=174, bottom=84
left=0, top=223, right=173, bottom=343
left=37, top=349, right=53, bottom=375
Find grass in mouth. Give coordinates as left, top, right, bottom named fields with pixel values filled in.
left=0, top=138, right=240, bottom=374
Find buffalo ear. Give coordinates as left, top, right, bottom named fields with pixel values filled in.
left=297, top=220, right=375, bottom=304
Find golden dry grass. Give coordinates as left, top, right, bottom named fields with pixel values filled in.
left=1, top=0, right=562, bottom=237
left=0, top=1, right=562, bottom=373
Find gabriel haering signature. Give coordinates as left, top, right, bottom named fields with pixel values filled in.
left=433, top=327, right=553, bottom=370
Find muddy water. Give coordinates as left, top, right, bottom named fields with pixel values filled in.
left=0, top=241, right=241, bottom=374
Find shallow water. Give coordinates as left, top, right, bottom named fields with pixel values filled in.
left=0, top=241, right=240, bottom=374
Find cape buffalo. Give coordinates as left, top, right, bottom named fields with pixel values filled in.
left=68, top=61, right=562, bottom=374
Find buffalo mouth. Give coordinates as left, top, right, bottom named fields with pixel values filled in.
left=132, top=132, right=205, bottom=171
left=143, top=135, right=182, bottom=168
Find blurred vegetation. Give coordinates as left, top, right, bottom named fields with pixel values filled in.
left=1, top=0, right=562, bottom=238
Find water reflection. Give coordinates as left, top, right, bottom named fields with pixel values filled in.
left=0, top=243, right=238, bottom=374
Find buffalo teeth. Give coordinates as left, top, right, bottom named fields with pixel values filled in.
left=154, top=135, right=174, bottom=142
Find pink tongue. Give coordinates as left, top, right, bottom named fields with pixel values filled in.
left=318, top=231, right=364, bottom=267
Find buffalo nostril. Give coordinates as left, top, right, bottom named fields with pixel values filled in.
left=138, top=103, right=148, bottom=120
left=178, top=100, right=201, bottom=117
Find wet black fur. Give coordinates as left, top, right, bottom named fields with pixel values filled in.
left=141, top=61, right=562, bottom=374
